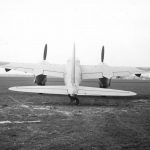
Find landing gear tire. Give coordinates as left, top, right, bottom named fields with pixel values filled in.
left=68, top=95, right=74, bottom=104
left=68, top=95, right=80, bottom=105
left=75, top=97, right=79, bottom=105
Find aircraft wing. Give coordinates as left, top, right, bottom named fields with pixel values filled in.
left=81, top=64, right=150, bottom=79
left=78, top=86, right=136, bottom=96
left=0, top=61, right=65, bottom=78
left=9, top=86, right=68, bottom=95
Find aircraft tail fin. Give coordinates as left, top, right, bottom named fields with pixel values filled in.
left=72, top=43, right=75, bottom=84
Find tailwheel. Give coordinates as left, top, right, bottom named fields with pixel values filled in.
left=75, top=97, right=79, bottom=105
left=68, top=95, right=80, bottom=105
left=68, top=95, right=74, bottom=104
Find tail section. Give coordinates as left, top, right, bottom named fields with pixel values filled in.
left=71, top=43, right=75, bottom=84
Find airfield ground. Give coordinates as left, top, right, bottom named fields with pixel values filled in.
left=0, top=77, right=150, bottom=150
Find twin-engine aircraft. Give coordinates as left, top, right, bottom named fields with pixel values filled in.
left=0, top=44, right=150, bottom=104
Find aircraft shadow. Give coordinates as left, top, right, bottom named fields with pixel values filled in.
left=14, top=92, right=150, bottom=107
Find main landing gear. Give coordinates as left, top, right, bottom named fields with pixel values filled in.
left=68, top=95, right=79, bottom=105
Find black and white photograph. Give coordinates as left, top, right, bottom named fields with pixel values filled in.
left=0, top=0, right=150, bottom=149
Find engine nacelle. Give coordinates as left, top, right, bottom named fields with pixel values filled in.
left=34, top=74, right=47, bottom=86
left=135, top=74, right=141, bottom=77
left=99, top=77, right=111, bottom=88
left=5, top=68, right=11, bottom=72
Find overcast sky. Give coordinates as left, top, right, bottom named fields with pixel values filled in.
left=0, top=0, right=150, bottom=73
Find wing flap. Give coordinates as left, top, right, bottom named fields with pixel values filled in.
left=78, top=86, right=136, bottom=96
left=9, top=86, right=68, bottom=95
left=81, top=65, right=104, bottom=79
left=43, top=70, right=64, bottom=78
left=82, top=72, right=103, bottom=79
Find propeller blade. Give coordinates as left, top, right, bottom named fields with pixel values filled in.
left=43, top=44, right=47, bottom=60
left=101, top=46, right=104, bottom=63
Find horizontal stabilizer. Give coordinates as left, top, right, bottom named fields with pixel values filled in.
left=9, top=86, right=68, bottom=95
left=9, top=85, right=136, bottom=96
left=78, top=86, right=136, bottom=96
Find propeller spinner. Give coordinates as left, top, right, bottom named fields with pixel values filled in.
left=43, top=44, right=47, bottom=60
left=101, top=46, right=104, bottom=63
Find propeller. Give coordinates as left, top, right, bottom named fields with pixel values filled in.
left=43, top=44, right=47, bottom=60
left=101, top=46, right=104, bottom=63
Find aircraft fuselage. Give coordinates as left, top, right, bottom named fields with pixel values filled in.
left=64, top=59, right=82, bottom=96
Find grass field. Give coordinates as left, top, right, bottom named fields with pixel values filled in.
left=0, top=77, right=150, bottom=150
